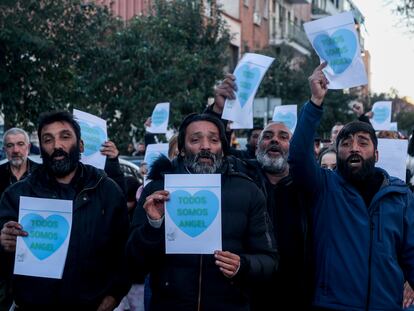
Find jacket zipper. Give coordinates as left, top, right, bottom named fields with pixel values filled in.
left=74, top=175, right=104, bottom=207
left=366, top=220, right=374, bottom=310
left=197, top=255, right=203, bottom=311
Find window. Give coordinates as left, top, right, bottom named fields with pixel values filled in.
left=263, top=0, right=269, bottom=19
left=244, top=0, right=249, bottom=6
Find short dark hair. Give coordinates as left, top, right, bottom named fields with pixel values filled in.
left=247, top=127, right=263, bottom=140
left=37, top=111, right=81, bottom=143
left=336, top=121, right=377, bottom=150
left=177, top=113, right=229, bottom=155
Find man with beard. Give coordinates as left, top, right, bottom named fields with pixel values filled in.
left=288, top=63, right=414, bottom=310
left=244, top=122, right=312, bottom=311
left=0, top=128, right=39, bottom=311
left=210, top=76, right=312, bottom=310
left=126, top=113, right=277, bottom=311
left=0, top=111, right=130, bottom=310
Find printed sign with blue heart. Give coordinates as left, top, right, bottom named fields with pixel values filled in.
left=274, top=112, right=297, bottom=132
left=78, top=121, right=107, bottom=156
left=20, top=213, right=69, bottom=260
left=234, top=64, right=261, bottom=108
left=152, top=108, right=168, bottom=126
left=313, top=29, right=357, bottom=74
left=168, top=190, right=219, bottom=238
left=373, top=106, right=391, bottom=124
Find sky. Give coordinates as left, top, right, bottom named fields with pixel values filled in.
left=352, top=0, right=414, bottom=99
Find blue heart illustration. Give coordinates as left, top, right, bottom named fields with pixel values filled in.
left=274, top=112, right=297, bottom=131
left=78, top=121, right=107, bottom=156
left=152, top=108, right=168, bottom=126
left=373, top=106, right=390, bottom=124
left=313, top=29, right=357, bottom=74
left=20, top=213, right=69, bottom=260
left=234, top=64, right=261, bottom=108
left=168, top=190, right=219, bottom=238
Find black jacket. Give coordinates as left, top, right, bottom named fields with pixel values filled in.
left=0, top=159, right=39, bottom=198
left=232, top=159, right=312, bottom=310
left=126, top=156, right=278, bottom=311
left=0, top=163, right=130, bottom=310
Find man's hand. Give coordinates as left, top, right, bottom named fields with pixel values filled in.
left=144, top=117, right=152, bottom=128
left=403, top=282, right=414, bottom=308
left=0, top=221, right=28, bottom=252
left=213, top=74, right=237, bottom=115
left=97, top=295, right=117, bottom=311
left=100, top=141, right=119, bottom=159
left=214, top=250, right=241, bottom=278
left=143, top=190, right=170, bottom=220
left=351, top=102, right=364, bottom=117
left=309, top=62, right=329, bottom=106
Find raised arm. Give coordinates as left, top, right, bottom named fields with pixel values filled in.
left=288, top=63, right=328, bottom=194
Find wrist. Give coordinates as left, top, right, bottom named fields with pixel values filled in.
left=310, top=95, right=323, bottom=106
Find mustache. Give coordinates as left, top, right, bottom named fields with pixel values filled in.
left=50, top=148, right=69, bottom=159
left=195, top=150, right=216, bottom=161
left=266, top=144, right=283, bottom=154
left=346, top=154, right=363, bottom=163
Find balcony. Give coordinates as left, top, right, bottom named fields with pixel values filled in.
left=270, top=21, right=312, bottom=55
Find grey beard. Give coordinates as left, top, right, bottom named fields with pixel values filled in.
left=9, top=157, right=24, bottom=168
left=184, top=151, right=223, bottom=174
left=256, top=149, right=288, bottom=174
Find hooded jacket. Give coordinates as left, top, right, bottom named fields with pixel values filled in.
left=0, top=163, right=130, bottom=310
left=288, top=101, right=414, bottom=310
left=126, top=156, right=278, bottom=311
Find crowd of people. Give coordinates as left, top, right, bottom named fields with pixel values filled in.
left=0, top=64, right=413, bottom=311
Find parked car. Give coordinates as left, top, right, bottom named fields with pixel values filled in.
left=119, top=155, right=144, bottom=167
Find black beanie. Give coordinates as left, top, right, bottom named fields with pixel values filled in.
left=336, top=121, right=378, bottom=150
left=177, top=113, right=229, bottom=155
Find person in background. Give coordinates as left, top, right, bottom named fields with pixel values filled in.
left=318, top=146, right=337, bottom=170
left=329, top=122, right=344, bottom=146
left=115, top=176, right=144, bottom=311
left=0, top=128, right=40, bottom=311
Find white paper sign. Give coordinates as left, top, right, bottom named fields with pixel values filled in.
left=304, top=11, right=368, bottom=89
left=272, top=105, right=297, bottom=133
left=222, top=53, right=275, bottom=128
left=376, top=139, right=408, bottom=181
left=389, top=122, right=398, bottom=131
left=144, top=143, right=169, bottom=171
left=230, top=119, right=253, bottom=130
left=146, top=102, right=170, bottom=134
left=371, top=101, right=392, bottom=131
left=14, top=197, right=73, bottom=279
left=164, top=174, right=221, bottom=254
left=73, top=109, right=108, bottom=169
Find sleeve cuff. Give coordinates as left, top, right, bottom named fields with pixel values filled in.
left=147, top=215, right=164, bottom=228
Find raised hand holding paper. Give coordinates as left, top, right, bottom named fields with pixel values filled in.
left=147, top=102, right=170, bottom=134
left=14, top=196, right=72, bottom=279
left=222, top=53, right=274, bottom=128
left=272, top=105, right=297, bottom=133
left=304, top=11, right=368, bottom=89
left=73, top=109, right=108, bottom=169
left=164, top=174, right=221, bottom=254
left=371, top=101, right=392, bottom=130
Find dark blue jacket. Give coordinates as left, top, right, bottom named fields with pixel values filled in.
left=288, top=101, right=414, bottom=310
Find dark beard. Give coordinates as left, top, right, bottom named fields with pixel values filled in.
left=183, top=150, right=223, bottom=174
left=41, top=144, right=80, bottom=178
left=337, top=154, right=376, bottom=184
